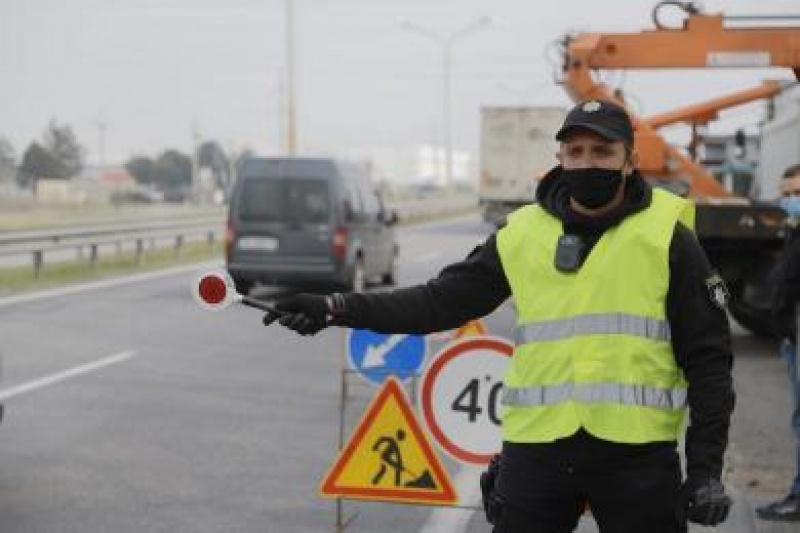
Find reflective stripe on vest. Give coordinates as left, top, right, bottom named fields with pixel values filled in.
left=502, top=382, right=687, bottom=411
left=516, top=312, right=671, bottom=344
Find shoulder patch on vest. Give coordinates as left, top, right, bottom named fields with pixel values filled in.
left=705, top=273, right=729, bottom=309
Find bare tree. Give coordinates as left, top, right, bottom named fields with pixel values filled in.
left=17, top=142, right=63, bottom=189
left=199, top=140, right=231, bottom=190
left=42, top=120, right=84, bottom=179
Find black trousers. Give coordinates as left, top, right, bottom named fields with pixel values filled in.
left=492, top=433, right=686, bottom=533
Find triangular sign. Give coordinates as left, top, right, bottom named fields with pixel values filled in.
left=454, top=319, right=487, bottom=339
left=319, top=377, right=457, bottom=505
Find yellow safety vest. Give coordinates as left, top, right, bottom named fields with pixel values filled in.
left=496, top=188, right=695, bottom=444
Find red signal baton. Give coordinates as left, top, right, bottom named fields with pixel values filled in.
left=194, top=271, right=284, bottom=316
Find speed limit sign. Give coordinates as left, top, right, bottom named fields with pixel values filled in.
left=420, top=336, right=513, bottom=465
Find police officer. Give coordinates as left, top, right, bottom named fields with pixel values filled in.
left=264, top=99, right=735, bottom=532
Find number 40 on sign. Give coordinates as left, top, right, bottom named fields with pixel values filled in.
left=420, top=337, right=513, bottom=465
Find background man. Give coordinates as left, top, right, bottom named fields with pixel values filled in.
left=757, top=163, right=800, bottom=522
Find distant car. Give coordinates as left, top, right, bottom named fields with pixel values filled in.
left=110, top=188, right=163, bottom=204
left=225, top=157, right=398, bottom=294
left=408, top=182, right=442, bottom=199
left=162, top=186, right=191, bottom=203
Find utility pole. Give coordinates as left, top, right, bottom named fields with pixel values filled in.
left=226, top=140, right=237, bottom=196
left=285, top=0, right=297, bottom=155
left=400, top=17, right=491, bottom=187
left=191, top=123, right=201, bottom=203
left=442, top=43, right=452, bottom=188
left=95, top=117, right=107, bottom=167
left=277, top=67, right=287, bottom=154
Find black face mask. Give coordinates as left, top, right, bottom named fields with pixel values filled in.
left=562, top=167, right=625, bottom=209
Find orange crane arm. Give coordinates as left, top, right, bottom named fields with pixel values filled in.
left=563, top=7, right=800, bottom=100
left=560, top=2, right=800, bottom=198
left=644, top=80, right=782, bottom=129
left=569, top=14, right=800, bottom=68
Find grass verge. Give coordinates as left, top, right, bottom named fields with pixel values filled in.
left=0, top=242, right=222, bottom=297
left=0, top=203, right=225, bottom=231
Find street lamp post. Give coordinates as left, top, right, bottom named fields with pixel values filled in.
left=401, top=17, right=491, bottom=187
left=95, top=117, right=107, bottom=167
left=191, top=124, right=202, bottom=203
left=285, top=0, right=297, bottom=156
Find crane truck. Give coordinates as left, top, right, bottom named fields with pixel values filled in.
left=558, top=1, right=800, bottom=337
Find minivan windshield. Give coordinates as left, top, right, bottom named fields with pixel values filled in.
left=239, top=178, right=330, bottom=223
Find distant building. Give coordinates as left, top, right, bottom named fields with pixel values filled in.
left=416, top=145, right=472, bottom=186
left=338, top=145, right=473, bottom=186
left=68, top=165, right=139, bottom=203
left=699, top=133, right=760, bottom=197
left=700, top=134, right=759, bottom=168
left=82, top=165, right=137, bottom=187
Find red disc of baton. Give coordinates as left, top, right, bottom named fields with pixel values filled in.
left=193, top=271, right=238, bottom=311
left=198, top=273, right=228, bottom=305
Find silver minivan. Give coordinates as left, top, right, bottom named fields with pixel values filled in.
left=225, top=157, right=398, bottom=294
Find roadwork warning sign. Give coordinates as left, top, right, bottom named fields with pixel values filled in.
left=453, top=319, right=488, bottom=339
left=319, top=378, right=457, bottom=505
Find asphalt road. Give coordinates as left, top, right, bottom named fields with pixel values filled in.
left=0, top=213, right=795, bottom=533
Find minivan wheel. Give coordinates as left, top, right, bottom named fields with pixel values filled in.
left=233, top=277, right=253, bottom=296
left=381, top=255, right=397, bottom=286
left=349, top=258, right=366, bottom=293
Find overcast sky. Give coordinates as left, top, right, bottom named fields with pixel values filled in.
left=1, top=0, right=798, bottom=177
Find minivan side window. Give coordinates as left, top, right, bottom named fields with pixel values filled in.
left=344, top=180, right=363, bottom=222
left=377, top=192, right=390, bottom=223
left=360, top=184, right=381, bottom=222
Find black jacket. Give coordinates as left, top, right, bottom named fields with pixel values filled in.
left=338, top=167, right=735, bottom=481
left=772, top=221, right=800, bottom=341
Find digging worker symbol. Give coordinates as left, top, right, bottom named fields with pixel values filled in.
left=370, top=429, right=437, bottom=490
left=264, top=99, right=735, bottom=533
left=372, top=429, right=406, bottom=486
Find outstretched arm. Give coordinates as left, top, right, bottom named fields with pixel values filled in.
left=265, top=234, right=511, bottom=335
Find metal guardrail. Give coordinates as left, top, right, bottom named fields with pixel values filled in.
left=0, top=218, right=223, bottom=278
left=0, top=216, right=222, bottom=247
left=0, top=196, right=479, bottom=278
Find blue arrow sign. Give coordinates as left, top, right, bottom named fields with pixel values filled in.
left=347, top=329, right=427, bottom=386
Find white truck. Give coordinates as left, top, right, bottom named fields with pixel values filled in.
left=758, top=84, right=800, bottom=198
left=479, top=106, right=567, bottom=225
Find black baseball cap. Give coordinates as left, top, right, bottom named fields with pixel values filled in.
left=555, top=99, right=634, bottom=145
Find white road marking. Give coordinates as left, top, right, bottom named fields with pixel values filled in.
left=419, top=464, right=482, bottom=533
left=415, top=252, right=441, bottom=263
left=0, top=260, right=221, bottom=308
left=0, top=350, right=138, bottom=401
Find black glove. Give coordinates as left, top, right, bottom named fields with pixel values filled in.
left=681, top=478, right=732, bottom=526
left=479, top=453, right=503, bottom=524
left=262, top=294, right=333, bottom=336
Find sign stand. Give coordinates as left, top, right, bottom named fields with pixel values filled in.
left=336, top=330, right=358, bottom=532
left=328, top=331, right=485, bottom=532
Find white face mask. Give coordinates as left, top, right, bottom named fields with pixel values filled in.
left=780, top=196, right=800, bottom=218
